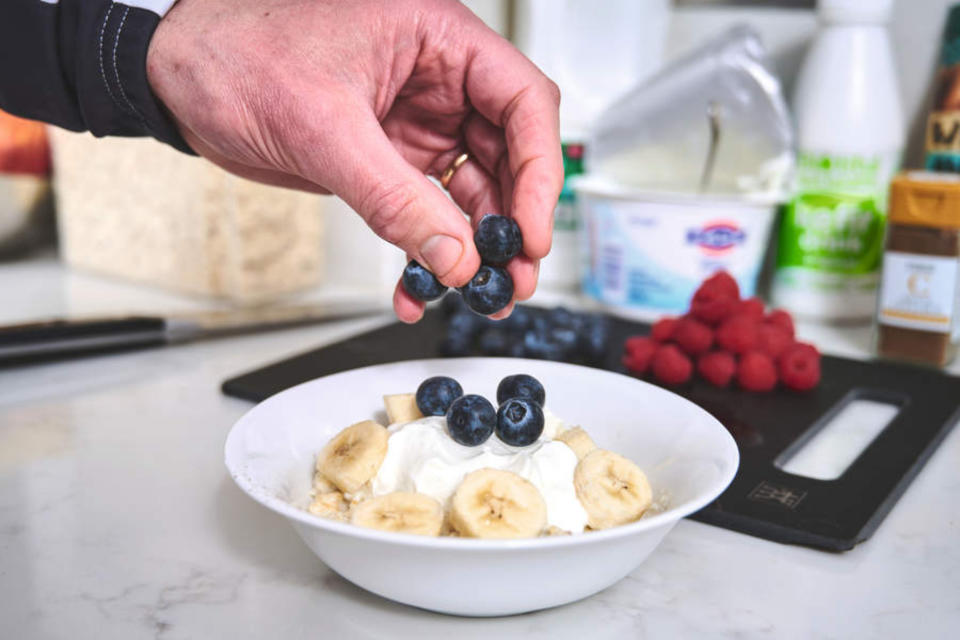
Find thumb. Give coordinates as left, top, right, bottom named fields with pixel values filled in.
left=321, top=114, right=480, bottom=288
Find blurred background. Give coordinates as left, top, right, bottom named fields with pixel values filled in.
left=0, top=0, right=954, bottom=341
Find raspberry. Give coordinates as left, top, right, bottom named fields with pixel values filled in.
left=697, top=351, right=736, bottom=388
left=689, top=287, right=738, bottom=326
left=622, top=336, right=657, bottom=375
left=651, top=316, right=680, bottom=342
left=765, top=309, right=795, bottom=339
left=673, top=316, right=714, bottom=356
left=757, top=324, right=793, bottom=360
left=779, top=343, right=821, bottom=391
left=737, top=296, right=765, bottom=321
left=737, top=351, right=778, bottom=392
left=651, top=344, right=693, bottom=386
left=703, top=270, right=740, bottom=299
left=715, top=315, right=760, bottom=354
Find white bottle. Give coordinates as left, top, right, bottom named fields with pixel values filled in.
left=772, top=0, right=904, bottom=322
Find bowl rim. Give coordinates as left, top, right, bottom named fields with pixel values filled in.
left=224, top=357, right=740, bottom=550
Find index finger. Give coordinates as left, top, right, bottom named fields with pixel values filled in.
left=464, top=34, right=563, bottom=260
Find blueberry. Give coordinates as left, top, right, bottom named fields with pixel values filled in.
left=416, top=376, right=464, bottom=416
left=439, top=335, right=472, bottom=357
left=478, top=328, right=510, bottom=356
left=447, top=311, right=481, bottom=341
left=549, top=306, right=577, bottom=329
left=549, top=326, right=578, bottom=354
left=461, top=265, right=514, bottom=315
left=445, top=394, right=496, bottom=446
left=500, top=305, right=532, bottom=334
left=530, top=314, right=552, bottom=334
left=578, top=315, right=610, bottom=362
left=441, top=292, right=467, bottom=317
left=496, top=398, right=545, bottom=447
left=402, top=260, right=447, bottom=301
left=496, top=374, right=546, bottom=406
left=474, top=214, right=523, bottom=265
left=522, top=329, right=565, bottom=361
left=507, top=340, right=527, bottom=358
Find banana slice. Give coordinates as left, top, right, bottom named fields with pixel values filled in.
left=316, top=420, right=389, bottom=494
left=383, top=393, right=423, bottom=424
left=313, top=471, right=338, bottom=494
left=555, top=426, right=597, bottom=460
left=449, top=468, right=547, bottom=539
left=308, top=491, right=348, bottom=520
left=350, top=492, right=444, bottom=536
left=574, top=449, right=652, bottom=530
left=544, top=525, right=572, bottom=536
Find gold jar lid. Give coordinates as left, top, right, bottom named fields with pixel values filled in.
left=889, top=171, right=960, bottom=229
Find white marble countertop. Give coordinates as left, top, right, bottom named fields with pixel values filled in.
left=1, top=257, right=958, bottom=639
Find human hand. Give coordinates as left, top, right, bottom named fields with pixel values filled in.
left=146, top=0, right=563, bottom=321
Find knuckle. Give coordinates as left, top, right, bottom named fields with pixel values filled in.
left=544, top=79, right=561, bottom=106
left=359, top=182, right=420, bottom=246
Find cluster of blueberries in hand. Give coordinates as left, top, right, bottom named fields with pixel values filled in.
left=402, top=214, right=522, bottom=316
left=415, top=374, right=546, bottom=447
left=439, top=296, right=610, bottom=365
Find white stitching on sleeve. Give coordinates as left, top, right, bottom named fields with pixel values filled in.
left=113, top=6, right=147, bottom=123
left=98, top=3, right=123, bottom=109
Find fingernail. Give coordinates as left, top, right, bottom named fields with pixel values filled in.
left=419, top=235, right=463, bottom=276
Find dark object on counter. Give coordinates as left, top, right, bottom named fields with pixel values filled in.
left=876, top=173, right=960, bottom=367
left=222, top=308, right=960, bottom=552
left=0, top=301, right=384, bottom=366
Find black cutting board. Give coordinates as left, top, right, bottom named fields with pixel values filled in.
left=222, top=308, right=960, bottom=551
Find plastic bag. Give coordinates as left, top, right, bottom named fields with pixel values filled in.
left=587, top=25, right=794, bottom=199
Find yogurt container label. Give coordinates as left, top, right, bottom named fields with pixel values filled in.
left=579, top=194, right=775, bottom=317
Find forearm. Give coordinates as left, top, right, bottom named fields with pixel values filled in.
left=0, top=0, right=192, bottom=153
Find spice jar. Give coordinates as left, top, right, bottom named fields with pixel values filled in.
left=875, top=172, right=960, bottom=367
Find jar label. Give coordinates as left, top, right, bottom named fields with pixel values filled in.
left=878, top=251, right=959, bottom=334
left=776, top=152, right=898, bottom=281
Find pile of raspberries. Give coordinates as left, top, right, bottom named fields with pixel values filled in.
left=622, top=271, right=821, bottom=392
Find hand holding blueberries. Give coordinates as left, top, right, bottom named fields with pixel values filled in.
left=402, top=213, right=523, bottom=317
left=147, top=0, right=562, bottom=325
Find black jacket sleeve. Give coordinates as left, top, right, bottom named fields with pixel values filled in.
left=0, top=0, right=193, bottom=154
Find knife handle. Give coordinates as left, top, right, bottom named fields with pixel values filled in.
left=0, top=317, right=166, bottom=364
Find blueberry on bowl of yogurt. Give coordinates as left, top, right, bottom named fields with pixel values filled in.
left=415, top=376, right=463, bottom=416
left=446, top=394, right=497, bottom=446
left=496, top=398, right=545, bottom=446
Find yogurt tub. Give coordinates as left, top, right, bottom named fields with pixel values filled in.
left=574, top=175, right=779, bottom=320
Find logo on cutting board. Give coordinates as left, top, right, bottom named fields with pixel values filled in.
left=747, top=481, right=807, bottom=510
left=686, top=221, right=746, bottom=254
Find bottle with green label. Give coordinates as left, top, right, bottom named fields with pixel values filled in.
left=772, top=0, right=903, bottom=321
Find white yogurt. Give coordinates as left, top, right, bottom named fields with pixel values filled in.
left=371, top=411, right=588, bottom=533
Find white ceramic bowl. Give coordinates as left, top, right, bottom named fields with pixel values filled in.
left=224, top=358, right=738, bottom=616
